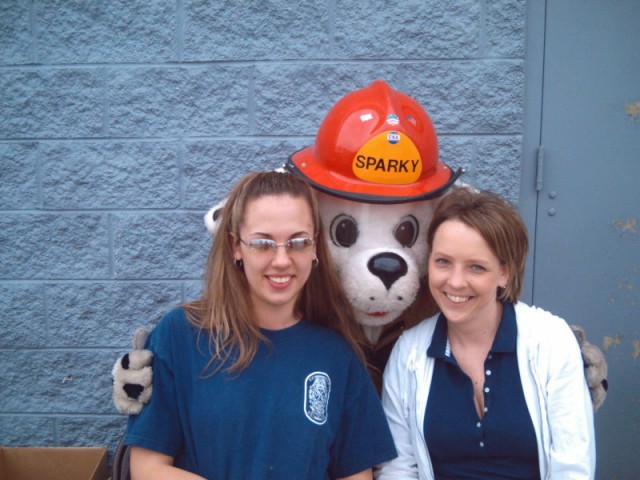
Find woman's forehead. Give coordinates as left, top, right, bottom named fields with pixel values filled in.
left=242, top=195, right=314, bottom=234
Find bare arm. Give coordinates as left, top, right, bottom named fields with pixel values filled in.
left=338, top=468, right=373, bottom=480
left=130, top=446, right=205, bottom=480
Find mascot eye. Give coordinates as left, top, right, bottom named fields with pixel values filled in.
left=394, top=215, right=419, bottom=247
left=330, top=214, right=359, bottom=248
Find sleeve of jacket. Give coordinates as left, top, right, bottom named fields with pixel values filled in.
left=375, top=333, right=421, bottom=480
left=536, top=307, right=596, bottom=479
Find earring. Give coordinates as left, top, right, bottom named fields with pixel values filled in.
left=235, top=259, right=243, bottom=269
left=312, top=257, right=319, bottom=268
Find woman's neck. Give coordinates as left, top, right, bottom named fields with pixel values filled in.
left=447, top=302, right=503, bottom=349
left=255, top=308, right=300, bottom=330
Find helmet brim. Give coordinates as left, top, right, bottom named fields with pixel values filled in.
left=285, top=146, right=463, bottom=205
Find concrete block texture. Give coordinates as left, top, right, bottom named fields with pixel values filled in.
left=334, top=0, right=481, bottom=59
left=183, top=1, right=331, bottom=61
left=1, top=213, right=110, bottom=279
left=0, top=350, right=117, bottom=414
left=113, top=212, right=210, bottom=278
left=0, top=0, right=526, bottom=453
left=107, top=66, right=253, bottom=137
left=0, top=1, right=32, bottom=65
left=0, top=142, right=39, bottom=209
left=0, top=284, right=47, bottom=348
left=0, top=416, right=57, bottom=446
left=46, top=282, right=182, bottom=347
left=40, top=141, right=181, bottom=209
left=183, top=138, right=308, bottom=208
left=36, top=0, right=177, bottom=64
left=0, top=69, right=105, bottom=139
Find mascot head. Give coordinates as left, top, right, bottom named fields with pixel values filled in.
left=207, top=80, right=462, bottom=343
left=285, top=80, right=463, bottom=341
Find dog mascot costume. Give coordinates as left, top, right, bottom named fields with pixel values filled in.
left=112, top=80, right=607, bottom=416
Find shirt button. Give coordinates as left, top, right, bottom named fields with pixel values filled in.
left=484, top=407, right=489, bottom=413
left=486, top=369, right=492, bottom=375
left=480, top=441, right=485, bottom=448
left=476, top=422, right=481, bottom=428
left=484, top=387, right=490, bottom=393
left=488, top=354, right=493, bottom=359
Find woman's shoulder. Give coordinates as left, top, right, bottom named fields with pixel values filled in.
left=514, top=302, right=576, bottom=344
left=300, top=322, right=372, bottom=367
left=148, top=307, right=195, bottom=344
left=514, top=302, right=567, bottom=328
left=305, top=321, right=353, bottom=349
left=155, top=307, right=189, bottom=328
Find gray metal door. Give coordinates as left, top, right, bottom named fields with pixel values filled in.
left=526, top=1, right=640, bottom=477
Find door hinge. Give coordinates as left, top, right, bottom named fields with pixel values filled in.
left=536, top=146, right=545, bottom=192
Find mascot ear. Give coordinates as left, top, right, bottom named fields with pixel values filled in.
left=204, top=169, right=284, bottom=234
left=204, top=199, right=227, bottom=234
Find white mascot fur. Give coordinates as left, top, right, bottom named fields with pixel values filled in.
left=112, top=80, right=607, bottom=416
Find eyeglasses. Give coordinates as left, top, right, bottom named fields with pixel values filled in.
left=239, top=237, right=316, bottom=253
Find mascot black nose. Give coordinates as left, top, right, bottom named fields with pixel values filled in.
left=368, top=253, right=408, bottom=290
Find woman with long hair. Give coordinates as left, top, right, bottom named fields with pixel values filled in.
left=125, top=171, right=396, bottom=479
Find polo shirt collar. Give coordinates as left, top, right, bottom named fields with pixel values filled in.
left=491, top=302, right=517, bottom=353
left=427, top=313, right=450, bottom=359
left=426, top=303, right=517, bottom=359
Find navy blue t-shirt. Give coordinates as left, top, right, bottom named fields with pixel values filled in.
left=125, top=308, right=396, bottom=479
left=424, top=303, right=540, bottom=480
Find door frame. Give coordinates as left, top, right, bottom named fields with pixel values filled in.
left=519, top=0, right=546, bottom=305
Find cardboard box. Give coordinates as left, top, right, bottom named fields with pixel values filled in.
left=0, top=447, right=109, bottom=480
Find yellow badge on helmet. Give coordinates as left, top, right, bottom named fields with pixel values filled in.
left=352, top=131, right=422, bottom=185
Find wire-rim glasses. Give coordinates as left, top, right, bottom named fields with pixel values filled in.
left=239, top=237, right=316, bottom=254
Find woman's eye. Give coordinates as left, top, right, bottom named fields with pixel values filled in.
left=247, top=239, right=276, bottom=251
left=470, top=264, right=486, bottom=272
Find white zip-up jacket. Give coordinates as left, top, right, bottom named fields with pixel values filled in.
left=375, top=302, right=596, bottom=480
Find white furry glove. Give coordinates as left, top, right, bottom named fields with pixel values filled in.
left=571, top=324, right=608, bottom=411
left=111, top=328, right=153, bottom=415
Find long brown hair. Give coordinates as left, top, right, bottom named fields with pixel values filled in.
left=427, top=188, right=528, bottom=303
left=183, top=171, right=366, bottom=373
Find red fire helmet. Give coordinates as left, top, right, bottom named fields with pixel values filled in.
left=286, top=80, right=462, bottom=204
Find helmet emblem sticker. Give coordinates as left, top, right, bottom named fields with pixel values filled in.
left=387, top=131, right=400, bottom=144
left=386, top=114, right=399, bottom=125
left=304, top=372, right=331, bottom=425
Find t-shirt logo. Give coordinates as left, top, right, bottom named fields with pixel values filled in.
left=304, top=372, right=331, bottom=425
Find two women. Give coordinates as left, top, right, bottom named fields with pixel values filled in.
left=125, top=171, right=396, bottom=479
left=125, top=171, right=595, bottom=479
left=377, top=188, right=595, bottom=479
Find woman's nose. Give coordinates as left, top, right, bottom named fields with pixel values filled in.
left=270, top=245, right=293, bottom=266
left=447, top=267, right=467, bottom=288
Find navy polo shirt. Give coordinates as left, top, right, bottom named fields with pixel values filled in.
left=423, top=303, right=540, bottom=480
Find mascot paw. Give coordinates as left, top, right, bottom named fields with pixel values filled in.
left=112, top=328, right=153, bottom=415
left=571, top=325, right=608, bottom=411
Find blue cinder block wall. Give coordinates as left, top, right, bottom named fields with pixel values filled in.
left=0, top=1, right=525, bottom=453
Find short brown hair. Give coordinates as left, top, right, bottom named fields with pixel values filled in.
left=426, top=188, right=528, bottom=303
